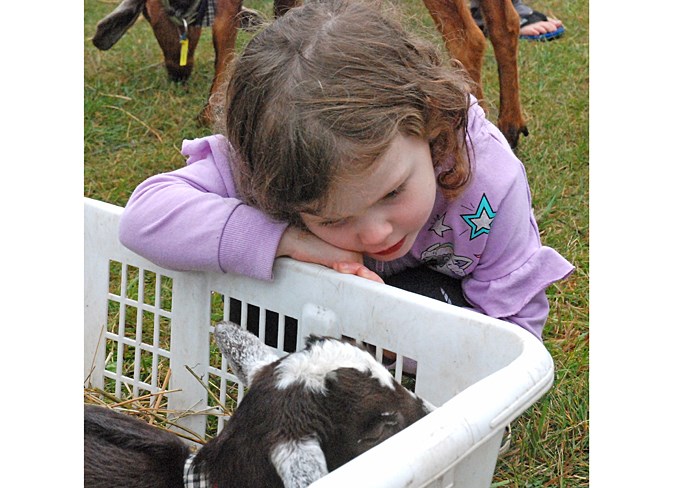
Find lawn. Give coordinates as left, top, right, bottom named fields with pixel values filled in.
left=84, top=0, right=589, bottom=485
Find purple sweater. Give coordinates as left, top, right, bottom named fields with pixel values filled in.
left=119, top=101, right=574, bottom=339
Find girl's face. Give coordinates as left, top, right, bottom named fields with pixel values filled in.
left=301, top=134, right=437, bottom=261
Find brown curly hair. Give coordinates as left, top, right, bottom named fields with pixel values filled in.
left=213, top=0, right=474, bottom=227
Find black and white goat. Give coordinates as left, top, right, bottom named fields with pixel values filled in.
left=85, top=321, right=433, bottom=488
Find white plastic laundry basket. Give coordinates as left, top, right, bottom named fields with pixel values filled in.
left=84, top=197, right=554, bottom=487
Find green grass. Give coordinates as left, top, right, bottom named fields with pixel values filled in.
left=84, top=0, right=588, bottom=485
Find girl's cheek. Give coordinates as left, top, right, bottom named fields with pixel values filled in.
left=327, top=229, right=354, bottom=248
left=310, top=226, right=352, bottom=249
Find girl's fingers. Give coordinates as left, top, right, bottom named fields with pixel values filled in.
left=355, top=266, right=385, bottom=283
left=333, top=262, right=385, bottom=284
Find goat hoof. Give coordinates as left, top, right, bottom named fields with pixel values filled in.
left=165, top=62, right=193, bottom=83
left=502, top=125, right=529, bottom=150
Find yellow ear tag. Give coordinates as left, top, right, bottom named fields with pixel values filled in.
left=179, top=19, right=189, bottom=67
left=179, top=37, right=189, bottom=67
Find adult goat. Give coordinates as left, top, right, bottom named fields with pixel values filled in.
left=92, top=0, right=528, bottom=148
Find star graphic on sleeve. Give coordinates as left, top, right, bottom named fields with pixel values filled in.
left=428, top=213, right=452, bottom=237
left=460, top=194, right=496, bottom=240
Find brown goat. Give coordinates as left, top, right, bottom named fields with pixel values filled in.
left=85, top=321, right=432, bottom=488
left=92, top=0, right=527, bottom=148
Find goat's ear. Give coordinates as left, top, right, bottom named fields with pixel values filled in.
left=270, top=438, right=328, bottom=488
left=303, top=334, right=326, bottom=348
left=213, top=321, right=279, bottom=387
left=92, top=0, right=146, bottom=50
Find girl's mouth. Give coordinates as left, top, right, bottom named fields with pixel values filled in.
left=373, top=237, right=405, bottom=257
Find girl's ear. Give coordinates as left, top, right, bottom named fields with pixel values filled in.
left=270, top=437, right=328, bottom=488
left=213, top=321, right=280, bottom=386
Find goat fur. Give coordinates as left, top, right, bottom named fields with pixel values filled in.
left=84, top=321, right=431, bottom=488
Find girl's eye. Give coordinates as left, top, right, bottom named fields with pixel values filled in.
left=384, top=184, right=405, bottom=200
left=319, top=218, right=347, bottom=228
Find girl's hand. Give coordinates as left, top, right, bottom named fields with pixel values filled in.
left=331, top=261, right=384, bottom=284
left=276, top=227, right=384, bottom=283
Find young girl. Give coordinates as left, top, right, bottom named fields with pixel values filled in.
left=119, top=0, right=573, bottom=340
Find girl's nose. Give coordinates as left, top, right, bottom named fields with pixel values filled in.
left=357, top=216, right=393, bottom=247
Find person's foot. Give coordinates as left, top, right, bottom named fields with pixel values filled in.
left=520, top=16, right=563, bottom=38
left=471, top=2, right=566, bottom=42
left=513, top=1, right=565, bottom=41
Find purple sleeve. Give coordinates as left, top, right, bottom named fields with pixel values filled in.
left=460, top=140, right=574, bottom=339
left=463, top=248, right=570, bottom=339
left=119, top=137, right=288, bottom=280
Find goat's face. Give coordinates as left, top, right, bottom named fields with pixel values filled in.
left=143, top=0, right=202, bottom=82
left=271, top=336, right=432, bottom=471
left=320, top=364, right=431, bottom=469
left=92, top=0, right=202, bottom=82
left=206, top=321, right=433, bottom=487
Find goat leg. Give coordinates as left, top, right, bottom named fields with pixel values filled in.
left=199, top=0, right=243, bottom=126
left=480, top=0, right=528, bottom=148
left=421, top=0, right=487, bottom=109
left=145, top=0, right=202, bottom=83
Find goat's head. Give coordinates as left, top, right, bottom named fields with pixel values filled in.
left=92, top=0, right=204, bottom=82
left=201, top=321, right=434, bottom=487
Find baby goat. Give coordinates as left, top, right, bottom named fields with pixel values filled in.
left=85, top=321, right=432, bottom=488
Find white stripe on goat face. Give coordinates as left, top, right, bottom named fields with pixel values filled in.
left=274, top=339, right=396, bottom=393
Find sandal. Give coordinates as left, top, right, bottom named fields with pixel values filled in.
left=518, top=10, right=565, bottom=41
left=471, top=4, right=565, bottom=42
